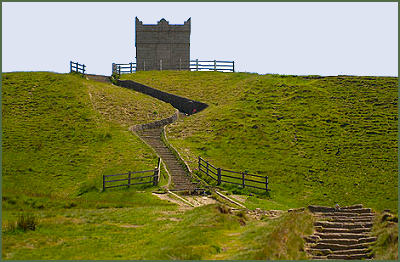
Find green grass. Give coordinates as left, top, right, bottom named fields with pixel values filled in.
left=2, top=71, right=396, bottom=259
left=2, top=72, right=174, bottom=198
left=2, top=197, right=279, bottom=260
left=122, top=71, right=398, bottom=212
left=85, top=78, right=175, bottom=128
left=206, top=209, right=314, bottom=260
left=3, top=72, right=314, bottom=260
left=370, top=211, right=398, bottom=260
left=1, top=72, right=175, bottom=258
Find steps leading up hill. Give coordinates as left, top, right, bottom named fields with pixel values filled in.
left=305, top=204, right=376, bottom=260
left=85, top=74, right=200, bottom=193
left=137, top=127, right=197, bottom=192
left=85, top=74, right=111, bottom=83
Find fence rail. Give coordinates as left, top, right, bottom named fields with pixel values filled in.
left=103, top=158, right=161, bottom=190
left=112, top=60, right=234, bottom=74
left=70, top=61, right=86, bottom=74
left=112, top=63, right=136, bottom=75
left=190, top=59, right=234, bottom=72
left=198, top=157, right=269, bottom=192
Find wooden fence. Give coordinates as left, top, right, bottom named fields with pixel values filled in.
left=190, top=60, right=234, bottom=72
left=112, top=63, right=136, bottom=75
left=70, top=61, right=86, bottom=74
left=198, top=157, right=269, bottom=192
left=103, top=158, right=161, bottom=190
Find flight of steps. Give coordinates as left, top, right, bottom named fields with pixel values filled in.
left=85, top=74, right=201, bottom=193
left=305, top=204, right=376, bottom=260
left=137, top=127, right=197, bottom=192
left=85, top=74, right=111, bottom=83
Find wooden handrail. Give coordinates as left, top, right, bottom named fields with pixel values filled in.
left=198, top=156, right=269, bottom=192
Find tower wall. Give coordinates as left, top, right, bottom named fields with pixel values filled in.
left=135, top=17, right=191, bottom=71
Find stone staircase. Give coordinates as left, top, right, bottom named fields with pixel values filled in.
left=85, top=74, right=111, bottom=83
left=85, top=74, right=202, bottom=193
left=305, top=204, right=376, bottom=260
left=137, top=127, right=197, bottom=192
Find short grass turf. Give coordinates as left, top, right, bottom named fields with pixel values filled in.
left=122, top=71, right=398, bottom=212
left=3, top=72, right=313, bottom=260
left=2, top=72, right=171, bottom=253
left=2, top=72, right=175, bottom=199
left=2, top=71, right=397, bottom=259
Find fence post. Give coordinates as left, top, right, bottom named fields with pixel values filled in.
left=153, top=168, right=158, bottom=186
left=83, top=64, right=86, bottom=75
left=266, top=176, right=269, bottom=192
left=198, top=156, right=201, bottom=171
left=196, top=59, right=198, bottom=71
left=157, top=158, right=161, bottom=183
left=144, top=60, right=146, bottom=71
left=70, top=61, right=72, bottom=73
left=128, top=171, right=131, bottom=188
left=242, top=172, right=246, bottom=188
left=160, top=59, right=162, bottom=71
left=232, top=61, right=235, bottom=72
left=179, top=57, right=182, bottom=71
left=118, top=65, right=121, bottom=75
left=214, top=60, right=217, bottom=71
left=130, top=62, right=133, bottom=73
left=217, top=168, right=221, bottom=185
left=103, top=175, right=105, bottom=191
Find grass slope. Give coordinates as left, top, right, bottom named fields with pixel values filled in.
left=2, top=72, right=175, bottom=198
left=3, top=72, right=312, bottom=260
left=2, top=71, right=396, bottom=259
left=1, top=72, right=174, bottom=258
left=122, top=71, right=398, bottom=212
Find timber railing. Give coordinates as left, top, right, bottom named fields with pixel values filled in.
left=190, top=60, right=234, bottom=72
left=103, top=158, right=161, bottom=190
left=70, top=61, right=86, bottom=74
left=198, top=157, right=269, bottom=192
left=112, top=62, right=136, bottom=75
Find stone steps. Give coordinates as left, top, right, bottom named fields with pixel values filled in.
left=327, top=253, right=373, bottom=260
left=314, top=221, right=373, bottom=229
left=310, top=242, right=370, bottom=251
left=309, top=205, right=372, bottom=214
left=309, top=237, right=376, bottom=245
left=316, top=212, right=374, bottom=217
left=327, top=217, right=373, bottom=223
left=306, top=204, right=376, bottom=260
left=137, top=127, right=197, bottom=192
left=314, top=232, right=370, bottom=240
left=333, top=248, right=371, bottom=255
left=315, top=226, right=371, bottom=234
left=85, top=74, right=111, bottom=83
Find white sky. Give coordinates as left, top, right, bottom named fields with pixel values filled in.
left=2, top=2, right=398, bottom=76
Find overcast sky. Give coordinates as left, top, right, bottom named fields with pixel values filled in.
left=2, top=2, right=398, bottom=76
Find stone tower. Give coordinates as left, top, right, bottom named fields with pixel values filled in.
left=135, top=17, right=191, bottom=71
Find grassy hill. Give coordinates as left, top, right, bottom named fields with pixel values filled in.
left=121, top=71, right=398, bottom=212
left=2, top=71, right=397, bottom=259
left=2, top=72, right=175, bottom=199
left=2, top=72, right=313, bottom=260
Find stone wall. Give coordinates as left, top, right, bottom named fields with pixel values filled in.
left=135, top=17, right=191, bottom=71
left=130, top=110, right=180, bottom=131
left=116, top=79, right=208, bottom=114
